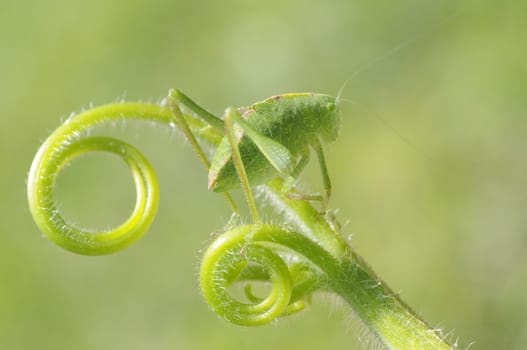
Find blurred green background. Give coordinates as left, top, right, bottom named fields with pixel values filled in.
left=1, top=0, right=526, bottom=349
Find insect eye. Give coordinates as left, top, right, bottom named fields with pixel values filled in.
left=326, top=102, right=336, bottom=112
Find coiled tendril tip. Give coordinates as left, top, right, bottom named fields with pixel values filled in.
left=27, top=103, right=184, bottom=255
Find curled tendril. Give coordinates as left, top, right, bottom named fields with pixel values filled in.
left=28, top=99, right=454, bottom=349
left=199, top=223, right=339, bottom=326
left=28, top=135, right=158, bottom=255
left=27, top=103, right=217, bottom=255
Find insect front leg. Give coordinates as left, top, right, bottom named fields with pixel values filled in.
left=166, top=89, right=239, bottom=214
left=313, top=138, right=332, bottom=210
left=281, top=150, right=310, bottom=193
left=282, top=151, right=327, bottom=203
left=283, top=139, right=331, bottom=213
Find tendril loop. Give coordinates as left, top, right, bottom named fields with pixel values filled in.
left=27, top=103, right=189, bottom=255
left=200, top=224, right=337, bottom=326
left=28, top=136, right=158, bottom=255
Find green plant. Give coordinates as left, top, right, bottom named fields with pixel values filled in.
left=27, top=91, right=454, bottom=349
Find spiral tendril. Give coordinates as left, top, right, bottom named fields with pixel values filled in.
left=27, top=103, right=212, bottom=255
left=199, top=224, right=337, bottom=326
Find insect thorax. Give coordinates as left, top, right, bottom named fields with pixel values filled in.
left=248, top=93, right=340, bottom=150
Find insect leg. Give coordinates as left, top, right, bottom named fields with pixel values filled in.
left=167, top=90, right=239, bottom=214
left=313, top=138, right=331, bottom=210
left=224, top=107, right=261, bottom=224
left=283, top=150, right=331, bottom=206
left=168, top=88, right=224, bottom=132
left=284, top=139, right=332, bottom=211
left=281, top=150, right=310, bottom=193
left=285, top=191, right=324, bottom=203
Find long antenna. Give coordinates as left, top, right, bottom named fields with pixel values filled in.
left=340, top=97, right=433, bottom=161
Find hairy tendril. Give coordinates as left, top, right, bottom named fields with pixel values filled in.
left=27, top=103, right=218, bottom=255
left=200, top=182, right=454, bottom=348
left=28, top=98, right=455, bottom=349
left=200, top=223, right=333, bottom=326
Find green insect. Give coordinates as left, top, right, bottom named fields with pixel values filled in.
left=167, top=89, right=341, bottom=223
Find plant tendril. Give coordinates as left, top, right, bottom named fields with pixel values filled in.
left=199, top=224, right=330, bottom=326
left=27, top=103, right=219, bottom=255
left=27, top=97, right=455, bottom=349
left=199, top=179, right=454, bottom=348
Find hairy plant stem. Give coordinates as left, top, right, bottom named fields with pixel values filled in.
left=257, top=181, right=453, bottom=349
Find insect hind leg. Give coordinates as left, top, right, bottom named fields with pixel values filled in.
left=166, top=89, right=239, bottom=215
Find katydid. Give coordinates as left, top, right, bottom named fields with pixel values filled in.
left=167, top=89, right=341, bottom=223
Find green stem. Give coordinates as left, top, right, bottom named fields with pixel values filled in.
left=200, top=179, right=453, bottom=349
left=265, top=180, right=452, bottom=349
left=334, top=254, right=451, bottom=349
